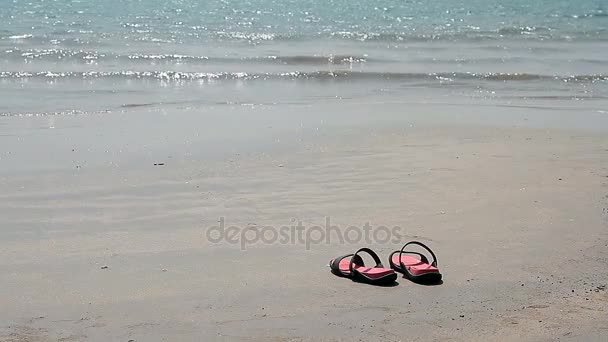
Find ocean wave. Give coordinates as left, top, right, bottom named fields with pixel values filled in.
left=3, top=48, right=106, bottom=61
left=0, top=109, right=111, bottom=117
left=259, top=55, right=369, bottom=64
left=569, top=9, right=608, bottom=19
left=215, top=32, right=277, bottom=41
left=2, top=30, right=608, bottom=45
left=7, top=34, right=34, bottom=39
left=1, top=48, right=371, bottom=65
left=496, top=26, right=552, bottom=36
left=123, top=53, right=369, bottom=64
left=0, top=70, right=606, bottom=83
left=213, top=30, right=608, bottom=43
left=421, top=56, right=528, bottom=64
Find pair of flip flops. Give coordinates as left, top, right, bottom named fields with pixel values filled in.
left=329, top=241, right=442, bottom=285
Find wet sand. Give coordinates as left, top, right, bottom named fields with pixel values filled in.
left=1, top=102, right=608, bottom=341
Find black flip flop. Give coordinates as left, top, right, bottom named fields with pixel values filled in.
left=329, top=248, right=398, bottom=285
left=389, top=241, right=442, bottom=284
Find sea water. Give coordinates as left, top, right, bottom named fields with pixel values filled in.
left=0, top=0, right=607, bottom=116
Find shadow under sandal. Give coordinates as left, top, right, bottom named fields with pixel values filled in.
left=389, top=241, right=442, bottom=284
left=329, top=248, right=398, bottom=285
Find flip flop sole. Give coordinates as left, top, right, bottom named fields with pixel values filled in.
left=329, top=248, right=398, bottom=285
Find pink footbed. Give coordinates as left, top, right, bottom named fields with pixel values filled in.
left=392, top=254, right=440, bottom=276
left=337, top=258, right=395, bottom=279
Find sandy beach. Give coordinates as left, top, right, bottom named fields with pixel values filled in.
left=2, top=2, right=608, bottom=339
left=1, top=99, right=607, bottom=341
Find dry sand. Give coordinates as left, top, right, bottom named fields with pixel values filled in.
left=1, top=105, right=608, bottom=341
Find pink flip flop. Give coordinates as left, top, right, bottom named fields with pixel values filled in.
left=329, top=248, right=398, bottom=285
left=389, top=241, right=442, bottom=284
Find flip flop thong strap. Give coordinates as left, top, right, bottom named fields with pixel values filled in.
left=330, top=254, right=354, bottom=276
left=349, top=247, right=384, bottom=274
left=398, top=241, right=438, bottom=269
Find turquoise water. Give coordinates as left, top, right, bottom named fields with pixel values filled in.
left=2, top=0, right=608, bottom=43
left=1, top=0, right=607, bottom=115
